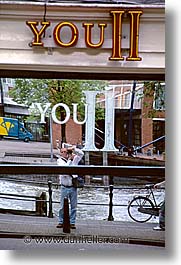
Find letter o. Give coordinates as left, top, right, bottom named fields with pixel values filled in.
left=51, top=103, right=70, bottom=124
left=53, top=22, right=78, bottom=47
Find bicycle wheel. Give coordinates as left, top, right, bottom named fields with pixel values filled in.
left=128, top=196, right=155, bottom=223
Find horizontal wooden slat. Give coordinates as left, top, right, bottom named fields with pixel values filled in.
left=0, top=164, right=165, bottom=177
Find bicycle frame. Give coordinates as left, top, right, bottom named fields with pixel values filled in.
left=146, top=185, right=159, bottom=208
left=128, top=184, right=164, bottom=223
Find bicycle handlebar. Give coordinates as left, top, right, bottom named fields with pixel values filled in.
left=145, top=184, right=154, bottom=189
left=145, top=184, right=165, bottom=190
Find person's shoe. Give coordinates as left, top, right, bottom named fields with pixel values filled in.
left=153, top=225, right=165, bottom=231
left=56, top=223, right=63, bottom=228
left=70, top=224, right=76, bottom=229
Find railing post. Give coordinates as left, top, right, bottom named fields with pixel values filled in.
left=108, top=177, right=114, bottom=221
left=35, top=191, right=47, bottom=216
left=48, top=180, right=53, bottom=218
left=63, top=197, right=70, bottom=233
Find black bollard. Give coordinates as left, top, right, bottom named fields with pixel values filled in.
left=63, top=197, right=70, bottom=233
left=48, top=180, right=53, bottom=218
left=108, top=184, right=114, bottom=221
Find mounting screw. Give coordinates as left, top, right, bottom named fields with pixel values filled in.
left=28, top=42, right=33, bottom=47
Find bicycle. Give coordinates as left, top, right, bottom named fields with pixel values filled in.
left=128, top=184, right=164, bottom=223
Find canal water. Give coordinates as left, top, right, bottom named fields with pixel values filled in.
left=0, top=178, right=164, bottom=223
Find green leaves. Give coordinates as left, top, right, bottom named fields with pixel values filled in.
left=9, top=79, right=50, bottom=106
left=140, top=81, right=165, bottom=118
left=10, top=78, right=107, bottom=121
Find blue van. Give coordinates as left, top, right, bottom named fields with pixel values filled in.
left=0, top=117, right=33, bottom=142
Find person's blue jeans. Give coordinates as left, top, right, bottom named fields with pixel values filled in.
left=159, top=200, right=165, bottom=228
left=58, top=186, right=77, bottom=225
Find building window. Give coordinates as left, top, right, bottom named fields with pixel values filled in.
left=124, top=93, right=130, bottom=108
left=153, top=83, right=165, bottom=110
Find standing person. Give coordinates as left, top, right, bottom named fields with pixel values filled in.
left=153, top=180, right=165, bottom=231
left=56, top=146, right=84, bottom=229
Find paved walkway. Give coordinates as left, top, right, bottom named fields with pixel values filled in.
left=0, top=139, right=59, bottom=164
left=0, top=139, right=54, bottom=153
left=0, top=213, right=165, bottom=247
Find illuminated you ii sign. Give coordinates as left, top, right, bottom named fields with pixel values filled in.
left=26, top=10, right=143, bottom=61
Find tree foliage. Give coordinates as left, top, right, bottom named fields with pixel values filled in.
left=137, top=81, right=165, bottom=118
left=48, top=79, right=106, bottom=120
left=9, top=79, right=50, bottom=106
left=9, top=78, right=107, bottom=119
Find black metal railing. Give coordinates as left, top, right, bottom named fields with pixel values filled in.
left=0, top=164, right=165, bottom=220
